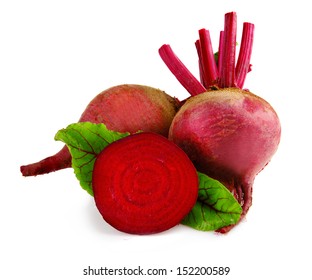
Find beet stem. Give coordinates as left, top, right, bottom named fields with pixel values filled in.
left=198, top=29, right=219, bottom=88
left=219, top=12, right=237, bottom=88
left=235, top=22, right=255, bottom=88
left=217, top=31, right=224, bottom=74
left=158, top=44, right=206, bottom=96
left=195, top=40, right=206, bottom=88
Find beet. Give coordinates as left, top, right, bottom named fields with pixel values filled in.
left=20, top=84, right=179, bottom=177
left=159, top=12, right=281, bottom=232
left=169, top=88, right=281, bottom=230
left=92, top=132, right=198, bottom=234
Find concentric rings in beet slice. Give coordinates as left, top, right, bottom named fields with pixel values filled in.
left=92, top=132, right=198, bottom=234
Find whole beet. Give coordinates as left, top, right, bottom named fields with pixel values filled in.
left=169, top=88, right=281, bottom=232
left=158, top=12, right=282, bottom=232
left=21, top=84, right=179, bottom=176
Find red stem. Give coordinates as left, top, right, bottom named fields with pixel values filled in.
left=198, top=29, right=218, bottom=87
left=159, top=12, right=254, bottom=95
left=158, top=44, right=206, bottom=96
left=217, top=31, right=224, bottom=74
left=235, top=22, right=255, bottom=88
left=195, top=40, right=206, bottom=88
left=219, top=12, right=237, bottom=88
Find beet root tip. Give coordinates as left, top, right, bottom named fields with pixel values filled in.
left=20, top=146, right=72, bottom=177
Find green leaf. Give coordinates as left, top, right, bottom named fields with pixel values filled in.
left=54, top=122, right=130, bottom=196
left=182, top=172, right=242, bottom=231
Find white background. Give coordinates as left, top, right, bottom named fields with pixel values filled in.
left=1, top=0, right=311, bottom=279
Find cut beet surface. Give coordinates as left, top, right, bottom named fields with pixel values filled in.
left=92, top=132, right=199, bottom=235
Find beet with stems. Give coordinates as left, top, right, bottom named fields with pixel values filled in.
left=92, top=132, right=199, bottom=234
left=20, top=84, right=179, bottom=177
left=159, top=12, right=281, bottom=232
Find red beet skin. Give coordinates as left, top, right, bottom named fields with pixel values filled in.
left=92, top=132, right=199, bottom=234
left=169, top=88, right=281, bottom=231
left=20, top=84, right=179, bottom=176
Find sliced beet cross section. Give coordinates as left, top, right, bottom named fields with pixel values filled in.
left=92, top=132, right=199, bottom=234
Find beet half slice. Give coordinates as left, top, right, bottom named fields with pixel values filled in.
left=92, top=132, right=199, bottom=235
